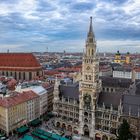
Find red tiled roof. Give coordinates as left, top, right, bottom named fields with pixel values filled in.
left=99, top=65, right=112, bottom=71
left=0, top=91, right=39, bottom=108
left=134, top=68, right=140, bottom=72
left=44, top=70, right=60, bottom=75
left=0, top=53, right=41, bottom=71
left=42, top=83, right=53, bottom=89
left=56, top=67, right=81, bottom=72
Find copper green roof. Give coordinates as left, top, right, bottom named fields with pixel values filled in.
left=17, top=126, right=29, bottom=134
left=32, top=128, right=69, bottom=140
left=20, top=134, right=39, bottom=140
left=29, top=119, right=41, bottom=126
left=116, top=50, right=120, bottom=55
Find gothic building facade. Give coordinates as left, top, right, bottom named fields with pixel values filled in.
left=53, top=17, right=140, bottom=140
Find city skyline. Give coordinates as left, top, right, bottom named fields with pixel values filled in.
left=0, top=0, right=140, bottom=53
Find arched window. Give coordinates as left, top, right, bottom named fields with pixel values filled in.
left=92, top=49, right=94, bottom=56
left=84, top=112, right=88, bottom=116
left=89, top=75, right=91, bottom=80
left=2, top=71, right=4, bottom=75
left=29, top=72, right=32, bottom=80
left=15, top=72, right=17, bottom=79
left=85, top=75, right=87, bottom=80
left=84, top=118, right=88, bottom=123
left=102, top=135, right=108, bottom=140
left=19, top=72, right=21, bottom=79
left=107, top=88, right=109, bottom=92
left=23, top=72, right=25, bottom=80
left=56, top=122, right=61, bottom=128
left=88, top=49, right=90, bottom=56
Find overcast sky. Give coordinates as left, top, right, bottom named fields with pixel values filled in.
left=0, top=0, right=140, bottom=53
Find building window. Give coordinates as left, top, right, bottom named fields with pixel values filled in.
left=84, top=118, right=88, bottom=123
left=23, top=72, right=25, bottom=80
left=89, top=75, right=91, bottom=80
left=89, top=49, right=90, bottom=56
left=103, top=126, right=109, bottom=131
left=29, top=72, right=32, bottom=80
left=65, top=98, right=68, bottom=102
left=96, top=112, right=102, bottom=117
left=92, top=49, right=94, bottom=56
left=15, top=72, right=17, bottom=79
left=105, top=120, right=109, bottom=125
left=112, top=115, right=117, bottom=120
left=19, top=72, right=21, bottom=79
left=106, top=88, right=109, bottom=92
left=84, top=112, right=88, bottom=116
left=37, top=71, right=39, bottom=76
left=104, top=114, right=109, bottom=119
left=2, top=71, right=4, bottom=75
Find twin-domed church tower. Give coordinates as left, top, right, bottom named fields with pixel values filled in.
left=79, top=17, right=101, bottom=139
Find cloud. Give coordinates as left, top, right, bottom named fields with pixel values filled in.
left=0, top=0, right=140, bottom=52
left=70, top=2, right=95, bottom=12
left=97, top=39, right=140, bottom=53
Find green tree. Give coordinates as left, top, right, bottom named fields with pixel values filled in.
left=117, top=119, right=133, bottom=140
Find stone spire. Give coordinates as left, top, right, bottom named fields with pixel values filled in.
left=86, top=16, right=95, bottom=44
left=85, top=16, right=96, bottom=58
left=88, top=17, right=93, bottom=36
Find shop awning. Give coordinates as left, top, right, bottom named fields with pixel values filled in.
left=20, top=134, right=39, bottom=140
left=17, top=126, right=29, bottom=134
left=29, top=119, right=41, bottom=127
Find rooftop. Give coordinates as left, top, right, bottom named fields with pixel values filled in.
left=98, top=92, right=121, bottom=108
left=59, top=82, right=79, bottom=100
left=113, top=66, right=132, bottom=72
left=100, top=76, right=132, bottom=88
left=0, top=53, right=41, bottom=71
left=31, top=86, right=47, bottom=95
left=122, top=94, right=140, bottom=117
left=0, top=91, right=39, bottom=108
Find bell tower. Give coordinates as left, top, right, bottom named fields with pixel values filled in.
left=79, top=17, right=101, bottom=139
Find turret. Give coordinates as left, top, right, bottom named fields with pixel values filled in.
left=53, top=76, right=60, bottom=114
left=53, top=76, right=60, bottom=101
left=114, top=50, right=121, bottom=63
left=126, top=52, right=130, bottom=64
